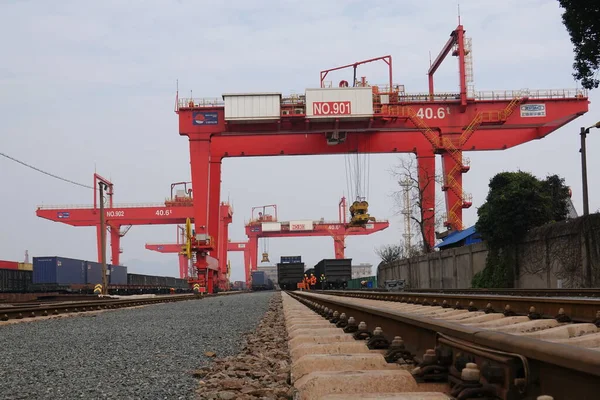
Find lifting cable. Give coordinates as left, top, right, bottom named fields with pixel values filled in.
left=343, top=135, right=371, bottom=202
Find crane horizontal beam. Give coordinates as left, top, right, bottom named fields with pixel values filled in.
left=245, top=221, right=389, bottom=237
left=36, top=205, right=194, bottom=226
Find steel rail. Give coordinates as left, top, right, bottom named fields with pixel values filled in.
left=0, top=292, right=241, bottom=321
left=400, top=288, right=600, bottom=298
left=323, top=289, right=600, bottom=323
left=288, top=291, right=600, bottom=399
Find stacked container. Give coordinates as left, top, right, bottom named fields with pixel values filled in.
left=109, top=265, right=127, bottom=285
left=0, top=260, right=18, bottom=270
left=18, top=263, right=33, bottom=271
left=86, top=261, right=103, bottom=284
left=32, top=256, right=86, bottom=285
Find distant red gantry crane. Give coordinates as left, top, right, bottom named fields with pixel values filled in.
left=174, top=22, right=588, bottom=293
left=246, top=197, right=389, bottom=268
left=35, top=174, right=197, bottom=269
left=145, top=202, right=243, bottom=286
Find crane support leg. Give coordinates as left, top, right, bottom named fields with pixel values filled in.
left=442, top=153, right=463, bottom=232
left=110, top=225, right=120, bottom=266
left=208, top=160, right=222, bottom=289
left=416, top=151, right=436, bottom=250
left=189, top=138, right=213, bottom=291
left=243, top=248, right=251, bottom=288
left=178, top=254, right=187, bottom=279
left=249, top=236, right=259, bottom=273
left=333, top=236, right=345, bottom=259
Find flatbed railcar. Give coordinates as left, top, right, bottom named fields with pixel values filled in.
left=0, top=267, right=192, bottom=295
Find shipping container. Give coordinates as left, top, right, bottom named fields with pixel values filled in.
left=346, top=276, right=377, bottom=290
left=223, top=93, right=282, bottom=121
left=305, top=87, right=373, bottom=119
left=109, top=265, right=127, bottom=285
left=18, top=262, right=33, bottom=271
left=280, top=256, right=302, bottom=264
left=86, top=261, right=103, bottom=284
left=0, top=260, right=18, bottom=270
left=277, top=262, right=305, bottom=290
left=314, top=258, right=352, bottom=289
left=0, top=268, right=32, bottom=292
left=33, top=256, right=86, bottom=285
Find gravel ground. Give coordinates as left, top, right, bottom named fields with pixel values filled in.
left=0, top=291, right=274, bottom=400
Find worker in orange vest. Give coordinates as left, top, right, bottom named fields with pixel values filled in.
left=303, top=274, right=311, bottom=291
left=310, top=274, right=317, bottom=288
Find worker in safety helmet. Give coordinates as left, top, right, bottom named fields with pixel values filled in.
left=320, top=274, right=327, bottom=290
left=310, top=274, right=317, bottom=288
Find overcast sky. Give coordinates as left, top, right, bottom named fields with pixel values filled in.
left=1, top=0, right=598, bottom=282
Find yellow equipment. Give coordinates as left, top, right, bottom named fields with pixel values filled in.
left=261, top=252, right=270, bottom=263
left=349, top=200, right=376, bottom=226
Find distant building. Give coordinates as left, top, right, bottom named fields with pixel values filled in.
left=351, top=263, right=373, bottom=279
left=434, top=225, right=482, bottom=251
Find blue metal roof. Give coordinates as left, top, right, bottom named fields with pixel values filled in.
left=434, top=225, right=478, bottom=249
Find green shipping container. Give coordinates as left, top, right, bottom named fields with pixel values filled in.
left=347, top=276, right=377, bottom=289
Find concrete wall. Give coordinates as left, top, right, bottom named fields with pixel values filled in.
left=377, top=214, right=600, bottom=289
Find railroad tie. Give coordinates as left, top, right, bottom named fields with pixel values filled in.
left=281, top=293, right=451, bottom=400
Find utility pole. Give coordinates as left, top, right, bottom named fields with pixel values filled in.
left=580, top=121, right=600, bottom=287
left=99, top=181, right=108, bottom=295
left=580, top=121, right=600, bottom=216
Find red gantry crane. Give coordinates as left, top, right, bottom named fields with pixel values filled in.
left=145, top=225, right=190, bottom=279
left=175, top=23, right=589, bottom=293
left=245, top=197, right=389, bottom=269
left=35, top=173, right=200, bottom=269
left=145, top=202, right=248, bottom=287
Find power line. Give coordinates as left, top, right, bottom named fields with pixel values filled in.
left=0, top=151, right=95, bottom=190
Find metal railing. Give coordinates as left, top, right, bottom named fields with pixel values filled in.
left=472, top=88, right=587, bottom=100
left=37, top=203, right=168, bottom=210
left=177, top=97, right=224, bottom=109
left=176, top=88, right=587, bottom=112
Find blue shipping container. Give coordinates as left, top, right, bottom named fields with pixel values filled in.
left=33, top=256, right=86, bottom=285
left=251, top=271, right=267, bottom=286
left=109, top=265, right=127, bottom=285
left=86, top=261, right=103, bottom=284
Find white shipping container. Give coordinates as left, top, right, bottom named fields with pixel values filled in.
left=222, top=93, right=281, bottom=121
left=261, top=222, right=281, bottom=232
left=289, top=220, right=314, bottom=231
left=305, top=87, right=373, bottom=118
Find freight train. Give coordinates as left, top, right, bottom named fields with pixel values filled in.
left=276, top=256, right=352, bottom=290
left=276, top=256, right=305, bottom=290
left=0, top=255, right=191, bottom=295
left=250, top=270, right=274, bottom=291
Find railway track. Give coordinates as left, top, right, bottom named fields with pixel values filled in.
left=283, top=290, right=600, bottom=400
left=400, top=288, right=600, bottom=298
left=325, top=289, right=600, bottom=323
left=0, top=292, right=240, bottom=322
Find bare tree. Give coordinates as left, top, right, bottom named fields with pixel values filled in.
left=375, top=241, right=425, bottom=265
left=389, top=154, right=444, bottom=253
left=375, top=243, right=403, bottom=264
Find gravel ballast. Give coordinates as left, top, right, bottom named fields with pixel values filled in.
left=0, top=292, right=274, bottom=399
left=194, top=292, right=293, bottom=400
